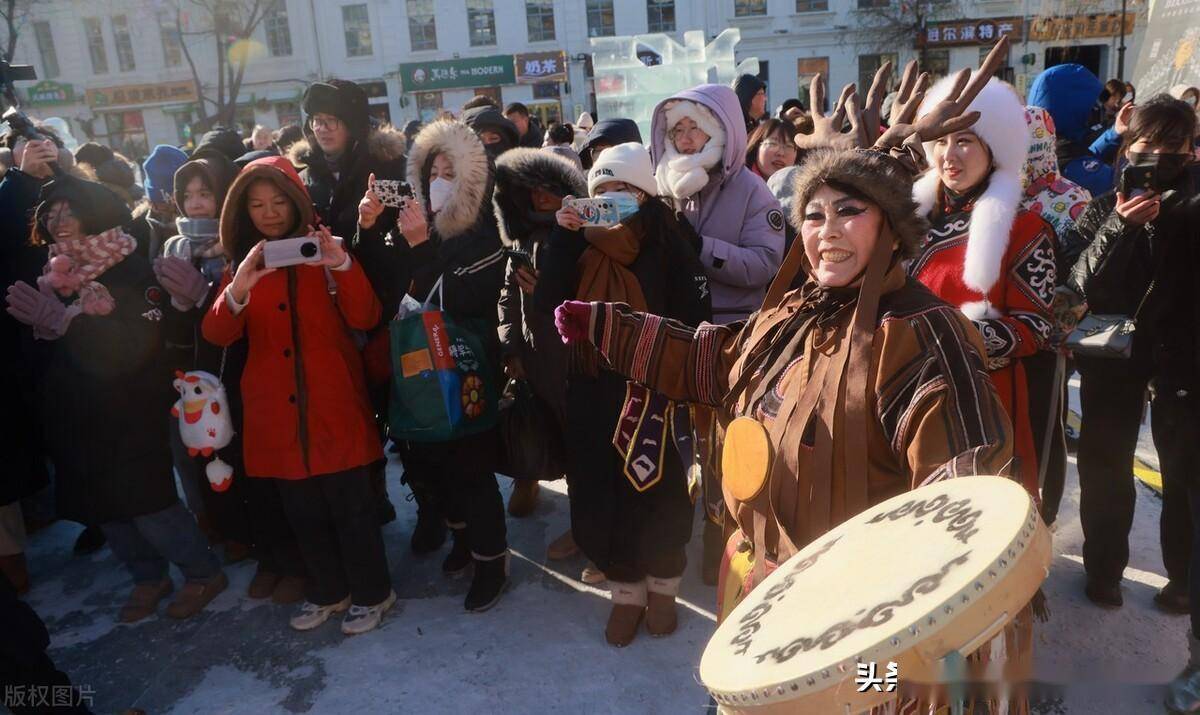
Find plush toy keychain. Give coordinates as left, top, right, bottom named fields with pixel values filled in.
left=171, top=369, right=235, bottom=491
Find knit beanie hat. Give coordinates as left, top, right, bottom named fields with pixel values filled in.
left=143, top=144, right=189, bottom=203
left=732, top=74, right=767, bottom=116
left=302, top=79, right=371, bottom=141
left=192, top=125, right=245, bottom=163
left=33, top=175, right=132, bottom=241
left=587, top=142, right=657, bottom=197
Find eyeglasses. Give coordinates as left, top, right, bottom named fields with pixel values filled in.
left=668, top=124, right=708, bottom=141
left=309, top=116, right=343, bottom=131
left=762, top=140, right=798, bottom=155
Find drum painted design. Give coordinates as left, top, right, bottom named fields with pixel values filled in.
left=699, top=476, right=1051, bottom=713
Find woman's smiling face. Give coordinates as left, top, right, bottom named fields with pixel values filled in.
left=801, top=184, right=884, bottom=288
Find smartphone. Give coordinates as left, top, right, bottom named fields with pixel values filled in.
left=373, top=179, right=415, bottom=208
left=262, top=236, right=324, bottom=268
left=563, top=196, right=620, bottom=227
left=1120, top=164, right=1156, bottom=198
left=505, top=248, right=535, bottom=272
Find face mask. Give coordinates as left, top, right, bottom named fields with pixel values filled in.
left=599, top=191, right=641, bottom=222
left=428, top=177, right=453, bottom=213
left=1128, top=151, right=1193, bottom=187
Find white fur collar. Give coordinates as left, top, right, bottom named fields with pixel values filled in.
left=656, top=141, right=723, bottom=199
left=913, top=168, right=1022, bottom=296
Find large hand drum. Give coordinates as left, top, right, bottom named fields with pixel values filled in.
left=700, top=476, right=1051, bottom=713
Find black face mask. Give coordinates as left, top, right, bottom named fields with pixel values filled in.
left=1128, top=151, right=1193, bottom=188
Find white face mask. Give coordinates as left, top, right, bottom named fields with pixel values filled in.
left=428, top=177, right=453, bottom=213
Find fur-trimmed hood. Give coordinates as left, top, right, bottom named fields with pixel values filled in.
left=492, top=148, right=586, bottom=248
left=287, top=122, right=407, bottom=174
left=793, top=149, right=928, bottom=259
left=219, top=156, right=315, bottom=260
left=406, top=119, right=493, bottom=240
left=650, top=84, right=747, bottom=187
left=913, top=76, right=1029, bottom=296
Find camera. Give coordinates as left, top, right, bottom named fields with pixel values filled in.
left=262, top=236, right=323, bottom=268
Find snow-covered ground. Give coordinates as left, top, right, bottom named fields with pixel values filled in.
left=20, top=388, right=1186, bottom=713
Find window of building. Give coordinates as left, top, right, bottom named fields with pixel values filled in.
left=533, top=82, right=560, bottom=99
left=342, top=4, right=373, bottom=57
left=417, top=91, right=442, bottom=122
left=104, top=110, right=147, bottom=158
left=796, top=0, right=828, bottom=11
left=858, top=53, right=897, bottom=95
left=647, top=0, right=675, bottom=32
left=467, top=0, right=496, bottom=46
left=275, top=101, right=301, bottom=127
left=265, top=2, right=292, bottom=57
left=526, top=0, right=555, bottom=42
left=407, top=0, right=437, bottom=51
left=734, top=0, right=767, bottom=17
left=33, top=22, right=59, bottom=79
left=112, top=15, right=136, bottom=72
left=172, top=110, right=195, bottom=146
left=475, top=86, right=503, bottom=105
left=857, top=0, right=890, bottom=8
left=921, top=49, right=950, bottom=79
left=84, top=18, right=109, bottom=74
left=797, top=57, right=829, bottom=112
left=158, top=10, right=182, bottom=67
left=587, top=0, right=615, bottom=38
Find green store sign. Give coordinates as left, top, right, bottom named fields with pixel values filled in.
left=399, top=55, right=515, bottom=92
left=25, top=81, right=75, bottom=106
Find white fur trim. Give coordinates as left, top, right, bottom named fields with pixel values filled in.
left=645, top=575, right=682, bottom=596
left=960, top=300, right=1001, bottom=320
left=663, top=99, right=725, bottom=150
left=914, top=77, right=1028, bottom=296
left=610, top=580, right=648, bottom=606
left=406, top=120, right=491, bottom=239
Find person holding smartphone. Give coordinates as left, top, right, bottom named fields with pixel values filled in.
left=202, top=156, right=394, bottom=636
left=1063, top=96, right=1200, bottom=628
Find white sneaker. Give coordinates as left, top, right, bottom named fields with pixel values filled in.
left=289, top=596, right=351, bottom=631
left=341, top=590, right=397, bottom=635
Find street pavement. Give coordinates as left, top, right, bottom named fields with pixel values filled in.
left=20, top=406, right=1187, bottom=713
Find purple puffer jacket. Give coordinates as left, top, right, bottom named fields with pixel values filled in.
left=651, top=84, right=785, bottom=323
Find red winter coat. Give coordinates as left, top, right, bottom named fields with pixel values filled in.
left=201, top=157, right=383, bottom=478
left=909, top=184, right=1057, bottom=496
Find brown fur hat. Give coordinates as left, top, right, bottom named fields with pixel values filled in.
left=790, top=148, right=927, bottom=258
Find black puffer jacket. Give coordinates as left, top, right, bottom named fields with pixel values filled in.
left=1067, top=166, right=1200, bottom=388
left=391, top=120, right=506, bottom=366
left=493, top=148, right=587, bottom=423
left=290, top=123, right=407, bottom=315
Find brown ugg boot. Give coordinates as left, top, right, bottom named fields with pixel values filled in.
left=247, top=567, right=280, bottom=599
left=272, top=576, right=305, bottom=604
left=119, top=579, right=173, bottom=623
left=546, top=528, right=579, bottom=561
left=507, top=480, right=540, bottom=518
left=605, top=580, right=647, bottom=648
left=645, top=575, right=681, bottom=637
left=0, top=553, right=30, bottom=595
left=166, top=571, right=228, bottom=619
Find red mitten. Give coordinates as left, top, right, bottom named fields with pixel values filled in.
left=554, top=301, right=593, bottom=345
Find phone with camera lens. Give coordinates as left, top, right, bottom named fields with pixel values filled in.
left=262, top=236, right=323, bottom=268
left=1120, top=165, right=1156, bottom=198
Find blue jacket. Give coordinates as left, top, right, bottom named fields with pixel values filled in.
left=1028, top=64, right=1116, bottom=197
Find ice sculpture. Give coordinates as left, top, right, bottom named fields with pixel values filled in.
left=589, top=29, right=760, bottom=143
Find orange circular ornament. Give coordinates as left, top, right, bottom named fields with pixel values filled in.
left=461, top=373, right=486, bottom=418
left=722, top=417, right=774, bottom=502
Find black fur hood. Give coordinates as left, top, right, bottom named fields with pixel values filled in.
left=492, top=148, right=586, bottom=248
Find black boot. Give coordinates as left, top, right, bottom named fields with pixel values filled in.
left=1157, top=581, right=1191, bottom=615
left=1166, top=633, right=1200, bottom=713
left=1084, top=576, right=1123, bottom=609
left=442, top=528, right=471, bottom=575
left=407, top=481, right=446, bottom=555
left=465, top=553, right=508, bottom=612
left=73, top=525, right=107, bottom=556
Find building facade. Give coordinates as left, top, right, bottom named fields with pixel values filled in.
left=12, top=0, right=1146, bottom=157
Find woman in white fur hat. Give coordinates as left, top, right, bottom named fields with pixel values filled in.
left=908, top=76, right=1058, bottom=499
left=533, top=142, right=711, bottom=647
